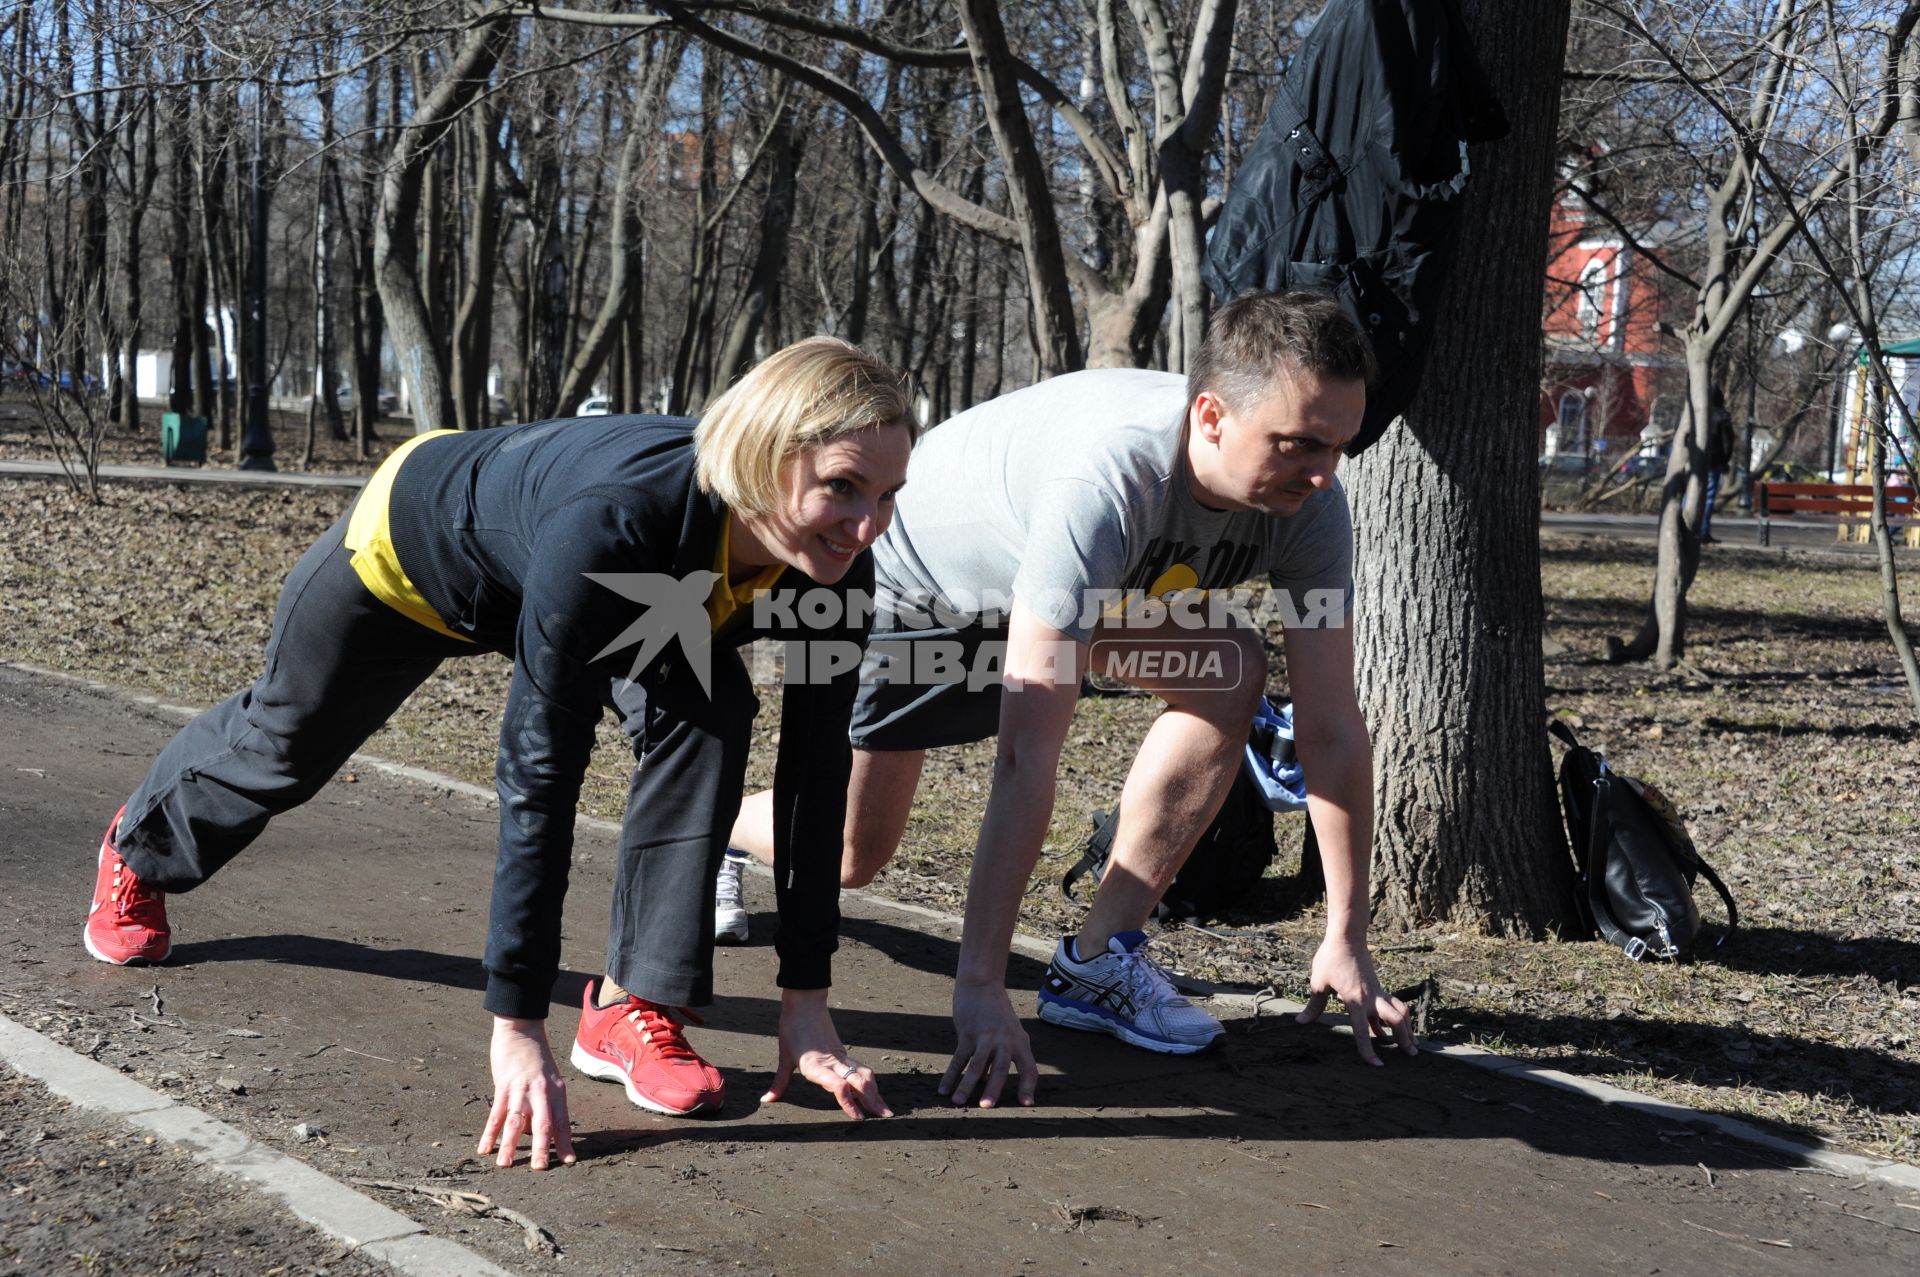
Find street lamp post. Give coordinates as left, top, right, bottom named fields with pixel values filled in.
left=239, top=89, right=275, bottom=471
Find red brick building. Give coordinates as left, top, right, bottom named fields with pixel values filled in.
left=1539, top=184, right=1689, bottom=472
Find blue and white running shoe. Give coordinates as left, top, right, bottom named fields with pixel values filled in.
left=1037, top=930, right=1224, bottom=1054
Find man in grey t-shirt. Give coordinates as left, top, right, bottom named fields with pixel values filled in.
left=733, top=291, right=1417, bottom=1107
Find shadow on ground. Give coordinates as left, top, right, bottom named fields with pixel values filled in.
left=167, top=915, right=1906, bottom=1168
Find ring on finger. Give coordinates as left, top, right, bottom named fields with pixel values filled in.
left=839, top=1062, right=860, bottom=1080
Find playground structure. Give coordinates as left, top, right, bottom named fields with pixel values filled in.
left=1821, top=339, right=1920, bottom=545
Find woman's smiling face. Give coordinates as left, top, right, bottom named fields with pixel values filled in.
left=736, top=422, right=914, bottom=583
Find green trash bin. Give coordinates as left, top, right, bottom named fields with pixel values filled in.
left=161, top=412, right=208, bottom=464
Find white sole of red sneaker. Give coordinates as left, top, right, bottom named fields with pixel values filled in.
left=566, top=1040, right=722, bottom=1117
left=80, top=925, right=170, bottom=966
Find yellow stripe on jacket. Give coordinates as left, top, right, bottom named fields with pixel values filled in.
left=344, top=430, right=472, bottom=643
left=706, top=515, right=786, bottom=636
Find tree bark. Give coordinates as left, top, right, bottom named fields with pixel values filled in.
left=166, top=86, right=194, bottom=414
left=713, top=89, right=796, bottom=393
left=1345, top=0, right=1578, bottom=936
left=955, top=0, right=1081, bottom=375
left=376, top=19, right=510, bottom=434
left=452, top=102, right=500, bottom=430
left=556, top=40, right=682, bottom=412
left=668, top=52, right=726, bottom=414
left=120, top=90, right=159, bottom=434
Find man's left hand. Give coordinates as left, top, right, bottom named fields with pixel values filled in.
left=1295, top=936, right=1419, bottom=1066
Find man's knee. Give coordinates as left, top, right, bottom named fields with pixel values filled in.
left=839, top=831, right=899, bottom=888
left=1153, top=625, right=1267, bottom=723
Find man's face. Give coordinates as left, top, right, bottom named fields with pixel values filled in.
left=1186, top=369, right=1365, bottom=515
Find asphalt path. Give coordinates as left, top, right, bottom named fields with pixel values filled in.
left=3, top=666, right=1919, bottom=1275
left=1542, top=509, right=1917, bottom=556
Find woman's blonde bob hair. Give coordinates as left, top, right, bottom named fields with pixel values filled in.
left=693, top=337, right=916, bottom=518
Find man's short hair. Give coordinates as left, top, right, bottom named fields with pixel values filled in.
left=695, top=336, right=916, bottom=518
left=1186, top=290, right=1376, bottom=415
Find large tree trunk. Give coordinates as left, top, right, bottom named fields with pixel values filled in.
left=668, top=51, right=726, bottom=414
left=718, top=94, right=798, bottom=387
left=166, top=90, right=194, bottom=415
left=452, top=102, right=499, bottom=430
left=120, top=92, right=158, bottom=434
left=955, top=0, right=1082, bottom=376
left=376, top=20, right=509, bottom=434
left=1345, top=0, right=1578, bottom=936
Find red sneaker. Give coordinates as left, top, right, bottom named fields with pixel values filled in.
left=83, top=806, right=171, bottom=966
left=569, top=980, right=724, bottom=1116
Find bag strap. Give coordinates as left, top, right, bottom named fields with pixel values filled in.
left=1061, top=845, right=1100, bottom=903
left=1061, top=809, right=1114, bottom=903
left=1675, top=841, right=1741, bottom=943
left=1548, top=718, right=1581, bottom=750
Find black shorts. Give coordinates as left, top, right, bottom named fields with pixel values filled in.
left=848, top=618, right=1007, bottom=751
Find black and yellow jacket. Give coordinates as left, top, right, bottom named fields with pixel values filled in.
left=361, top=416, right=867, bottom=1020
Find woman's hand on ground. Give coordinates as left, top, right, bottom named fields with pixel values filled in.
left=761, top=988, right=893, bottom=1120
left=477, top=1015, right=576, bottom=1169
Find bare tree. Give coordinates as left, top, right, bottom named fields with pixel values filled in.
left=376, top=16, right=513, bottom=433
left=1581, top=0, right=1920, bottom=668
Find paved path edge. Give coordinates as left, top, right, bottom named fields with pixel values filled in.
left=9, top=658, right=1918, bottom=1200
left=0, top=1011, right=517, bottom=1276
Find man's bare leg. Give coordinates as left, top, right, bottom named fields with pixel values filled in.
left=1076, top=619, right=1265, bottom=954
left=728, top=748, right=928, bottom=887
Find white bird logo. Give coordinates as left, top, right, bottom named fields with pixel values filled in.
left=584, top=570, right=723, bottom=697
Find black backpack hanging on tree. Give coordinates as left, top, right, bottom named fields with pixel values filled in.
left=1549, top=719, right=1739, bottom=961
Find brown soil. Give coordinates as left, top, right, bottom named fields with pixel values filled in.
left=0, top=1068, right=393, bottom=1277
left=1, top=471, right=1916, bottom=1163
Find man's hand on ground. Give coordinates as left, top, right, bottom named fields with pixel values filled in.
left=478, top=1015, right=576, bottom=1170
left=941, top=981, right=1037, bottom=1108
left=760, top=987, right=892, bottom=1120
left=1295, top=936, right=1419, bottom=1066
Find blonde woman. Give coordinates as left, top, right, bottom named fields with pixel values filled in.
left=84, top=338, right=914, bottom=1166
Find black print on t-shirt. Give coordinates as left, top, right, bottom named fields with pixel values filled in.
left=1125, top=537, right=1262, bottom=593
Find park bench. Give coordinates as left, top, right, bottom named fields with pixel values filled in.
left=1755, top=481, right=1918, bottom=548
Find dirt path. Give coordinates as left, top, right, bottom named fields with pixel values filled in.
left=4, top=666, right=1918, bottom=1275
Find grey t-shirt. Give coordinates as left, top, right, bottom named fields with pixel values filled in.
left=873, top=368, right=1353, bottom=641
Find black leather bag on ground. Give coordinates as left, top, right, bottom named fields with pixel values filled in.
left=1550, top=719, right=1738, bottom=961
left=1061, top=760, right=1276, bottom=923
